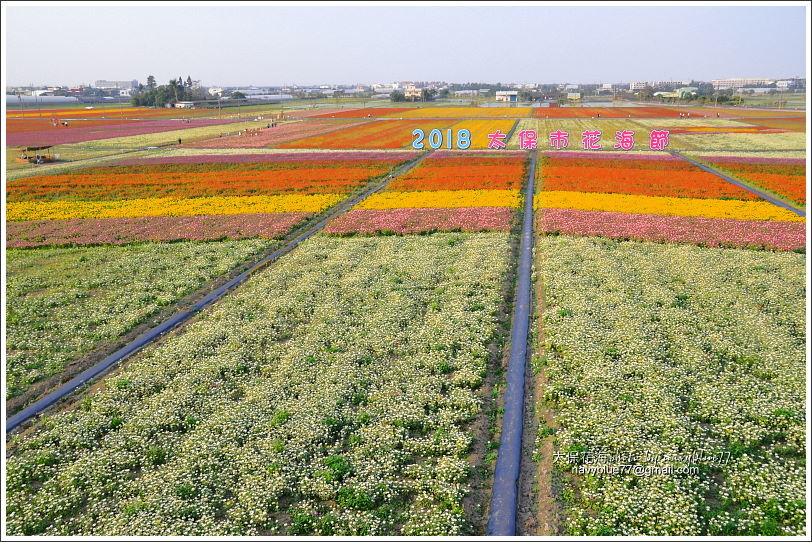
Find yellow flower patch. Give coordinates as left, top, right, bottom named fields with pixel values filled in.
left=7, top=194, right=343, bottom=221
left=359, top=189, right=521, bottom=210
left=536, top=191, right=804, bottom=222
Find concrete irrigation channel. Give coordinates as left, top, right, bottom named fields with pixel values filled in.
left=5, top=151, right=433, bottom=435
left=671, top=150, right=805, bottom=218
left=487, top=151, right=537, bottom=536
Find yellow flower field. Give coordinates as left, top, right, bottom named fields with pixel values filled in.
left=449, top=119, right=517, bottom=149
left=359, top=189, right=521, bottom=210
left=7, top=193, right=343, bottom=221
left=536, top=190, right=804, bottom=222
left=387, top=107, right=532, bottom=119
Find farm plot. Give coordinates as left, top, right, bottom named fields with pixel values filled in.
left=688, top=154, right=806, bottom=207
left=509, top=119, right=643, bottom=150
left=6, top=232, right=512, bottom=536
left=534, top=236, right=806, bottom=536
left=71, top=120, right=276, bottom=149
left=6, top=240, right=274, bottom=402
left=7, top=118, right=242, bottom=147
left=7, top=153, right=406, bottom=245
left=182, top=119, right=371, bottom=149
left=448, top=119, right=517, bottom=149
left=532, top=106, right=683, bottom=118
left=535, top=151, right=805, bottom=251
left=390, top=107, right=532, bottom=119
left=325, top=151, right=527, bottom=235
left=667, top=132, right=806, bottom=152
left=312, top=108, right=417, bottom=118
left=278, top=119, right=458, bottom=149
left=6, top=153, right=409, bottom=405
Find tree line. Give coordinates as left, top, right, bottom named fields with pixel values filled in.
left=130, top=75, right=208, bottom=107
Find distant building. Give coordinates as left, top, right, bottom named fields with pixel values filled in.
left=118, top=89, right=131, bottom=97
left=454, top=90, right=479, bottom=97
left=676, top=87, right=698, bottom=98
left=564, top=84, right=579, bottom=90
left=208, top=87, right=224, bottom=97
left=601, top=83, right=614, bottom=90
left=94, top=79, right=138, bottom=90
left=171, top=101, right=195, bottom=109
left=567, top=92, right=581, bottom=100
left=712, top=78, right=774, bottom=90
left=404, top=85, right=423, bottom=100
left=629, top=81, right=648, bottom=91
left=651, top=80, right=691, bottom=89
left=495, top=90, right=519, bottom=102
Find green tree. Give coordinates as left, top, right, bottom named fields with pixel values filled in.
left=390, top=90, right=405, bottom=102
left=231, top=91, right=246, bottom=100
left=146, top=75, right=156, bottom=89
left=168, top=79, right=180, bottom=102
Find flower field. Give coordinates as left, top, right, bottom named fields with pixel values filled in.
left=182, top=120, right=371, bottom=149
left=7, top=118, right=242, bottom=147
left=313, top=108, right=417, bottom=118
left=325, top=152, right=527, bottom=235
left=6, top=240, right=274, bottom=401
left=740, top=117, right=806, bottom=132
left=6, top=233, right=513, bottom=536
left=3, top=100, right=808, bottom=537
left=532, top=106, right=682, bottom=118
left=668, top=132, right=806, bottom=152
left=7, top=153, right=407, bottom=245
left=691, top=155, right=806, bottom=206
left=447, top=119, right=517, bottom=149
left=535, top=236, right=806, bottom=535
left=278, top=120, right=458, bottom=149
left=390, top=107, right=532, bottom=119
left=535, top=151, right=805, bottom=250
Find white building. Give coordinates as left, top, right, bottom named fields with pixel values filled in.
left=567, top=92, right=581, bottom=100
left=404, top=84, right=423, bottom=100
left=95, top=79, right=138, bottom=90
left=495, top=90, right=519, bottom=102
left=118, top=89, right=131, bottom=97
left=208, top=87, right=224, bottom=97
left=629, top=81, right=648, bottom=91
left=454, top=90, right=479, bottom=97
left=712, top=78, right=774, bottom=90
left=601, top=83, right=614, bottom=90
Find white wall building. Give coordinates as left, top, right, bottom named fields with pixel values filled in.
left=712, top=78, right=774, bottom=90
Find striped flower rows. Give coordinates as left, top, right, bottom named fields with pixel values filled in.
left=7, top=154, right=407, bottom=247
left=535, top=151, right=805, bottom=251
left=325, top=152, right=527, bottom=235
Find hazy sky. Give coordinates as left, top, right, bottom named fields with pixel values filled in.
left=4, top=4, right=807, bottom=87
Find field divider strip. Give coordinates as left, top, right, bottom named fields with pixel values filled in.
left=487, top=150, right=536, bottom=536
left=504, top=119, right=521, bottom=146
left=670, top=150, right=805, bottom=217
left=5, top=151, right=433, bottom=435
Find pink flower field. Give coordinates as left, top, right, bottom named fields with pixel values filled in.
left=323, top=207, right=515, bottom=235
left=183, top=119, right=371, bottom=148
left=6, top=212, right=313, bottom=247
left=538, top=207, right=806, bottom=251
left=7, top=118, right=241, bottom=146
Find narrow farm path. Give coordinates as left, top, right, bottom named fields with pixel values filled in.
left=486, top=150, right=537, bottom=535
left=5, top=151, right=433, bottom=434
